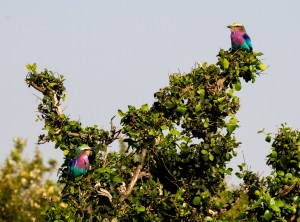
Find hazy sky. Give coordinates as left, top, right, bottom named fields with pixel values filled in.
left=1, top=1, right=300, bottom=183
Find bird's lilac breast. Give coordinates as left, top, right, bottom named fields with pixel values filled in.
left=76, top=155, right=89, bottom=169
left=231, top=31, right=245, bottom=45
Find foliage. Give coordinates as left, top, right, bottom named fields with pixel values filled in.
left=0, top=138, right=60, bottom=222
left=233, top=126, right=300, bottom=221
left=24, top=49, right=300, bottom=221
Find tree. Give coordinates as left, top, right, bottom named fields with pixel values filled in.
left=24, top=49, right=299, bottom=221
left=0, top=138, right=60, bottom=222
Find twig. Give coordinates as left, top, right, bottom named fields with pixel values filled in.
left=68, top=132, right=89, bottom=139
left=29, top=81, right=45, bottom=94
left=110, top=115, right=116, bottom=132
left=278, top=181, right=297, bottom=197
left=102, top=146, right=108, bottom=168
left=137, top=171, right=152, bottom=180
left=119, top=148, right=147, bottom=202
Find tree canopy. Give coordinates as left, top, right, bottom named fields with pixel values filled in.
left=24, top=49, right=300, bottom=221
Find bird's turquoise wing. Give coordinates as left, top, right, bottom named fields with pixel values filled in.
left=67, top=158, right=88, bottom=179
left=242, top=33, right=253, bottom=51
left=68, top=158, right=77, bottom=177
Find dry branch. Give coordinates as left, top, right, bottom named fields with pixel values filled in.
left=119, top=148, right=147, bottom=202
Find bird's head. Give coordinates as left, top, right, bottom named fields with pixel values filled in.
left=227, top=22, right=246, bottom=32
left=75, top=144, right=93, bottom=157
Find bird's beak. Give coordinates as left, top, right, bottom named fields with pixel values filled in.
left=227, top=25, right=232, bottom=28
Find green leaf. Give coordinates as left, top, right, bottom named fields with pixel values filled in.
left=224, top=58, right=229, bottom=69
left=165, top=102, right=176, bottom=109
left=209, top=153, right=214, bottom=161
left=225, top=123, right=237, bottom=134
left=233, top=81, right=242, bottom=91
left=241, top=66, right=249, bottom=71
left=117, top=109, right=124, bottom=117
left=257, top=128, right=265, bottom=134
left=254, top=51, right=264, bottom=56
left=285, top=173, right=293, bottom=179
left=254, top=190, right=260, bottom=196
left=201, top=150, right=208, bottom=155
left=205, top=216, right=213, bottom=222
left=32, top=63, right=37, bottom=71
left=263, top=210, right=272, bottom=221
left=258, top=63, right=267, bottom=71
left=225, top=117, right=239, bottom=134
left=204, top=119, right=209, bottom=128
left=170, top=129, right=180, bottom=136
left=195, top=104, right=201, bottom=112
left=160, top=125, right=168, bottom=130
left=275, top=200, right=285, bottom=207
left=26, top=64, right=32, bottom=70
left=277, top=171, right=284, bottom=177
left=192, top=196, right=201, bottom=205
left=135, top=205, right=145, bottom=213
left=265, top=135, right=271, bottom=142
left=141, top=104, right=148, bottom=112
left=63, top=150, right=69, bottom=156
left=227, top=89, right=234, bottom=97
left=196, top=89, right=205, bottom=98
left=229, top=117, right=238, bottom=124
left=175, top=106, right=187, bottom=115
left=113, top=176, right=123, bottom=183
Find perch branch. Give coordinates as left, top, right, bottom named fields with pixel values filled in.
left=28, top=80, right=62, bottom=116
left=119, top=148, right=147, bottom=202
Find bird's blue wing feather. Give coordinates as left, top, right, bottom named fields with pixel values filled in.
left=68, top=158, right=77, bottom=176
left=242, top=33, right=253, bottom=51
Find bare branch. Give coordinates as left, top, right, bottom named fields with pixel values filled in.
left=102, top=146, right=108, bottom=168
left=28, top=81, right=45, bottom=94
left=110, top=115, right=116, bottom=132
left=28, top=80, right=62, bottom=116
left=67, top=132, right=89, bottom=139
left=95, top=182, right=113, bottom=203
left=138, top=171, right=152, bottom=180
left=278, top=181, right=297, bottom=197
left=119, top=148, right=147, bottom=202
left=48, top=91, right=62, bottom=116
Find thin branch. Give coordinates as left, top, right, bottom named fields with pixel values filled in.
left=49, top=91, right=62, bottom=116
left=110, top=115, right=116, bottom=132
left=28, top=80, right=62, bottom=116
left=137, top=171, right=152, bottom=180
left=102, top=147, right=108, bottom=168
left=278, top=181, right=297, bottom=197
left=68, top=132, right=89, bottom=139
left=119, top=148, right=147, bottom=202
left=28, top=81, right=45, bottom=94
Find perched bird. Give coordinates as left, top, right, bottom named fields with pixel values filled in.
left=68, top=144, right=93, bottom=179
left=227, top=22, right=253, bottom=52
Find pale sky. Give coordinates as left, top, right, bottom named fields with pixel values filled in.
left=1, top=1, right=300, bottom=183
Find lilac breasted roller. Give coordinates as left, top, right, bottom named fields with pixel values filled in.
left=227, top=22, right=253, bottom=52
left=68, top=144, right=93, bottom=179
